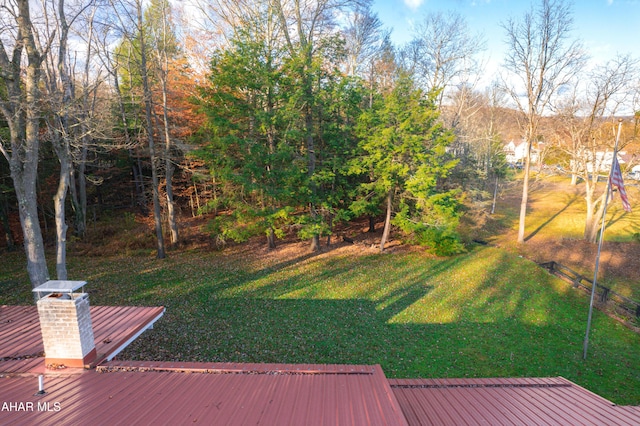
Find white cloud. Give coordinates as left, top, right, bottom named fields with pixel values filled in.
left=404, top=0, right=424, bottom=10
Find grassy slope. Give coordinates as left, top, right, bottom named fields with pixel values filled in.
left=497, top=174, right=640, bottom=242
left=491, top=174, right=640, bottom=298
left=2, top=242, right=639, bottom=405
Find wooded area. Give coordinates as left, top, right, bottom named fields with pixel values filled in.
left=1, top=0, right=638, bottom=289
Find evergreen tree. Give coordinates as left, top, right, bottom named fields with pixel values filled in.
left=309, top=73, right=366, bottom=245
left=198, top=29, right=304, bottom=248
left=198, top=16, right=366, bottom=249
left=353, top=75, right=462, bottom=254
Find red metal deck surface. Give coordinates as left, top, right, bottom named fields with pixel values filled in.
left=0, top=363, right=408, bottom=426
left=389, top=377, right=640, bottom=426
left=0, top=305, right=164, bottom=372
left=3, top=305, right=640, bottom=424
left=0, top=306, right=42, bottom=360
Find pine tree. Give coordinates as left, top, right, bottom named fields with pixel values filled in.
left=353, top=75, right=461, bottom=254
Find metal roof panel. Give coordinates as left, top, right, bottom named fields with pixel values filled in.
left=0, top=363, right=408, bottom=426
left=389, top=377, right=640, bottom=426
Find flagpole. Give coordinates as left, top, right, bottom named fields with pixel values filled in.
left=583, top=119, right=623, bottom=360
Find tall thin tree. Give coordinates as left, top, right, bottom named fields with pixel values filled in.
left=109, top=0, right=166, bottom=258
left=136, top=0, right=166, bottom=258
left=0, top=0, right=50, bottom=288
left=501, top=0, right=585, bottom=243
left=148, top=0, right=179, bottom=245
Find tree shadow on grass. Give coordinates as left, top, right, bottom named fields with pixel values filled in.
left=604, top=208, right=630, bottom=229
left=525, top=195, right=578, bottom=242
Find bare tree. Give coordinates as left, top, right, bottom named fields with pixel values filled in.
left=38, top=0, right=96, bottom=279
left=136, top=0, right=166, bottom=258
left=68, top=3, right=109, bottom=240
left=148, top=0, right=179, bottom=246
left=401, top=11, right=484, bottom=107
left=185, top=0, right=267, bottom=53
left=93, top=15, right=149, bottom=215
left=343, top=3, right=384, bottom=78
left=501, top=0, right=586, bottom=243
left=0, top=0, right=51, bottom=288
left=554, top=54, right=638, bottom=242
left=109, top=0, right=166, bottom=258
left=448, top=82, right=508, bottom=180
left=46, top=0, right=73, bottom=280
left=368, top=33, right=398, bottom=101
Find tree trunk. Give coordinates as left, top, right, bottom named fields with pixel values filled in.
left=165, top=159, right=178, bottom=245
left=161, top=78, right=178, bottom=246
left=309, top=203, right=321, bottom=252
left=48, top=109, right=71, bottom=281
left=517, top=140, right=532, bottom=243
left=16, top=178, right=49, bottom=287
left=130, top=153, right=148, bottom=214
left=77, top=106, right=89, bottom=234
left=7, top=0, right=50, bottom=288
left=380, top=188, right=393, bottom=252
left=368, top=216, right=376, bottom=233
left=584, top=186, right=606, bottom=243
left=111, top=51, right=147, bottom=215
left=491, top=176, right=499, bottom=215
left=72, top=9, right=95, bottom=239
left=137, top=0, right=165, bottom=259
left=11, top=126, right=49, bottom=287
left=267, top=227, right=276, bottom=250
left=69, top=148, right=87, bottom=238
left=53, top=157, right=70, bottom=280
left=156, top=3, right=178, bottom=246
left=51, top=0, right=73, bottom=279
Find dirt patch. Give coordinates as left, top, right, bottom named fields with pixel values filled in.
left=520, top=238, right=640, bottom=283
left=492, top=225, right=640, bottom=299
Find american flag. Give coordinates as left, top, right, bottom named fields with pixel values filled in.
left=610, top=156, right=632, bottom=212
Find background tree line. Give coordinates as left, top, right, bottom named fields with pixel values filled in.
left=0, top=0, right=638, bottom=289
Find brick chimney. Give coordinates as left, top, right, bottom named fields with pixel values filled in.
left=34, top=281, right=96, bottom=368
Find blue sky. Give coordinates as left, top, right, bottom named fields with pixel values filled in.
left=371, top=0, right=639, bottom=80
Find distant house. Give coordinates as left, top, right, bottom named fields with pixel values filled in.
left=503, top=140, right=540, bottom=165
left=571, top=151, right=627, bottom=174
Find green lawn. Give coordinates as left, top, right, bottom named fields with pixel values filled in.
left=492, top=174, right=640, bottom=299
left=2, top=244, right=639, bottom=405
left=499, top=174, right=640, bottom=242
